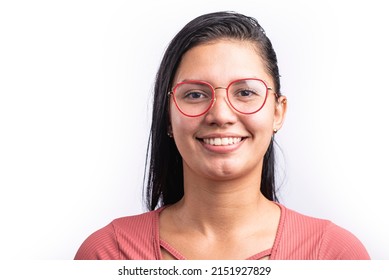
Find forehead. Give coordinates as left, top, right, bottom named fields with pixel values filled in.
left=174, top=39, right=271, bottom=85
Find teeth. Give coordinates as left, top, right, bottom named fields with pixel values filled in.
left=203, top=137, right=242, bottom=146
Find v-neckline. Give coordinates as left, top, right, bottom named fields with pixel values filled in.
left=153, top=202, right=285, bottom=260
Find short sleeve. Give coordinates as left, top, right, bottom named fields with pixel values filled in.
left=74, top=223, right=119, bottom=260
left=319, top=222, right=370, bottom=260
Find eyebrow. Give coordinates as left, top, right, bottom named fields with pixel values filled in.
left=178, top=77, right=266, bottom=84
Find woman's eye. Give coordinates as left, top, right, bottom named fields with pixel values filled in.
left=185, top=91, right=207, bottom=99
left=237, top=90, right=257, bottom=97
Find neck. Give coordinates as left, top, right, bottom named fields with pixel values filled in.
left=172, top=168, right=272, bottom=236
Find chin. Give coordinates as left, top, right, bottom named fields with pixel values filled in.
left=202, top=163, right=252, bottom=181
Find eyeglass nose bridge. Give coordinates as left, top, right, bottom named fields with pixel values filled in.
left=209, top=86, right=230, bottom=110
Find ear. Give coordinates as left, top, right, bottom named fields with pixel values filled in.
left=167, top=94, right=173, bottom=137
left=167, top=124, right=173, bottom=138
left=273, top=95, right=287, bottom=133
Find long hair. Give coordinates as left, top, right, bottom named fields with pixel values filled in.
left=144, top=11, right=281, bottom=210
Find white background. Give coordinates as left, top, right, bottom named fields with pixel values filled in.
left=1, top=0, right=388, bottom=260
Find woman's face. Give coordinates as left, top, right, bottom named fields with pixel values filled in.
left=169, top=40, right=286, bottom=182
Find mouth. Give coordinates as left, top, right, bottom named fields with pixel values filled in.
left=197, top=137, right=246, bottom=146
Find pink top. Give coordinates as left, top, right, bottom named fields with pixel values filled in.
left=74, top=203, right=370, bottom=260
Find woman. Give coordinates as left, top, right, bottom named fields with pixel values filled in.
left=75, top=11, right=370, bottom=260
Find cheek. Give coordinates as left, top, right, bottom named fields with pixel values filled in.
left=246, top=107, right=275, bottom=135
left=170, top=104, right=199, bottom=139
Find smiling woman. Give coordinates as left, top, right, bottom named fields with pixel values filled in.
left=169, top=40, right=283, bottom=185
left=74, top=11, right=370, bottom=260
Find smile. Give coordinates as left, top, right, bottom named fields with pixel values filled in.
left=201, top=137, right=243, bottom=146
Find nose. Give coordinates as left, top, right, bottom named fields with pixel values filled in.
left=204, top=88, right=238, bottom=126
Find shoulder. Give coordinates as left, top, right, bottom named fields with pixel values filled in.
left=274, top=204, right=370, bottom=260
left=318, top=220, right=370, bottom=259
left=74, top=209, right=162, bottom=260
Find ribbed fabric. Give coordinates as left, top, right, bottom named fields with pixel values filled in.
left=74, top=203, right=370, bottom=260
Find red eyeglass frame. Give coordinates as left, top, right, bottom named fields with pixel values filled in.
left=168, top=78, right=273, bottom=117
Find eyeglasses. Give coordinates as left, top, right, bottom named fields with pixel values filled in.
left=168, top=78, right=273, bottom=117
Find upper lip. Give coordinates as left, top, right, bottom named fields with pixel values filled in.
left=196, top=133, right=247, bottom=139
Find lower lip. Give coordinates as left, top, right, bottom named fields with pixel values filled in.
left=198, top=138, right=246, bottom=154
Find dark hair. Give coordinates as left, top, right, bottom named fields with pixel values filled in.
left=144, top=11, right=281, bottom=211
